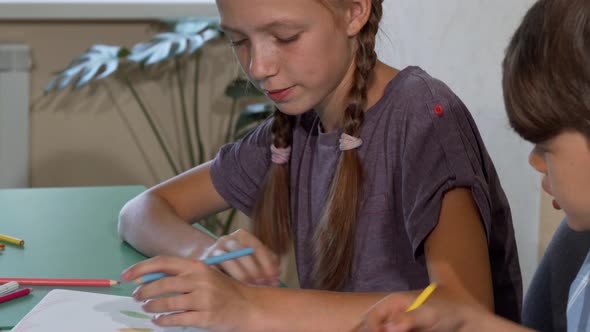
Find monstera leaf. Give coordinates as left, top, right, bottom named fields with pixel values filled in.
left=44, top=45, right=129, bottom=92
left=127, top=23, right=221, bottom=65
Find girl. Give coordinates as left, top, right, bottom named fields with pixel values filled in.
left=358, top=0, right=590, bottom=330
left=118, top=0, right=522, bottom=330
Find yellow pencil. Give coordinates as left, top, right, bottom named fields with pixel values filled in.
left=406, top=283, right=437, bottom=312
left=0, top=233, right=25, bottom=246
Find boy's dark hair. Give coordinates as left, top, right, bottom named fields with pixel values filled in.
left=503, top=0, right=590, bottom=143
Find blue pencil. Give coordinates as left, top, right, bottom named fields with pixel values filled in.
left=133, top=247, right=255, bottom=284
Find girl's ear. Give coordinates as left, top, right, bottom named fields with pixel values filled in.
left=345, top=0, right=372, bottom=37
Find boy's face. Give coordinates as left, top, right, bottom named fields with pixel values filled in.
left=529, top=131, right=590, bottom=231
left=216, top=0, right=357, bottom=116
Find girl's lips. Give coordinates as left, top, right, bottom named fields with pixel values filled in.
left=266, top=86, right=294, bottom=102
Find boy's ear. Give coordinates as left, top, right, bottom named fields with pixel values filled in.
left=346, top=0, right=372, bottom=37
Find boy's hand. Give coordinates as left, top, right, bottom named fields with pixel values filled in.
left=356, top=293, right=470, bottom=332
left=200, top=228, right=281, bottom=286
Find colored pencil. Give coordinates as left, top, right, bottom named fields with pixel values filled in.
left=0, top=281, right=19, bottom=296
left=406, top=283, right=437, bottom=312
left=202, top=247, right=254, bottom=265
left=0, top=243, right=5, bottom=249
left=0, top=288, right=32, bottom=304
left=134, top=247, right=255, bottom=284
left=0, top=233, right=24, bottom=246
left=135, top=272, right=168, bottom=284
left=0, top=278, right=119, bottom=287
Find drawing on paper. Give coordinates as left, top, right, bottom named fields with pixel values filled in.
left=11, top=289, right=208, bottom=332
left=120, top=310, right=152, bottom=319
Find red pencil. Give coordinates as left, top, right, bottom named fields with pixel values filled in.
left=0, top=278, right=120, bottom=287
left=0, top=288, right=32, bottom=304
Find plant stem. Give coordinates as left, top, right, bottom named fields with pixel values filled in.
left=175, top=58, right=196, bottom=169
left=124, top=74, right=180, bottom=175
left=223, top=208, right=237, bottom=235
left=225, top=98, right=238, bottom=142
left=193, top=52, right=205, bottom=165
left=103, top=82, right=160, bottom=183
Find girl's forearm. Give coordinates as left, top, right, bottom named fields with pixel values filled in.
left=243, top=286, right=389, bottom=332
left=118, top=193, right=216, bottom=258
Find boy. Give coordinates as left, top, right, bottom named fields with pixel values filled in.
left=358, top=0, right=590, bottom=330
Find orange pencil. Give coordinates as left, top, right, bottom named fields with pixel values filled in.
left=0, top=278, right=119, bottom=287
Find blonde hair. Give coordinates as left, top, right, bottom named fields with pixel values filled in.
left=252, top=0, right=384, bottom=290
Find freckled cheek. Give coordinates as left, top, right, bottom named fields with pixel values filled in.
left=280, top=47, right=318, bottom=80
left=575, top=173, right=590, bottom=213
left=233, top=51, right=250, bottom=72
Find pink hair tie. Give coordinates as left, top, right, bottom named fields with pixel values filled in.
left=270, top=145, right=291, bottom=164
left=339, top=133, right=363, bottom=151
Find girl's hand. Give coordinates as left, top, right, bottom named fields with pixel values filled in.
left=121, top=255, right=257, bottom=331
left=357, top=293, right=472, bottom=332
left=200, top=229, right=281, bottom=287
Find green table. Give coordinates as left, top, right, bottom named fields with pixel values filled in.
left=0, top=186, right=149, bottom=329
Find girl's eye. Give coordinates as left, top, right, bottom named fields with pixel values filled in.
left=277, top=34, right=300, bottom=44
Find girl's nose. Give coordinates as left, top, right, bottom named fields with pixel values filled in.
left=249, top=46, right=278, bottom=81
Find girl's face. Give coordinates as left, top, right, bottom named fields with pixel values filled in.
left=216, top=0, right=357, bottom=116
left=529, top=131, right=590, bottom=231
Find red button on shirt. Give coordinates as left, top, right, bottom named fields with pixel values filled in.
left=434, top=105, right=444, bottom=117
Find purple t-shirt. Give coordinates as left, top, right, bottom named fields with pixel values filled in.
left=210, top=66, right=522, bottom=321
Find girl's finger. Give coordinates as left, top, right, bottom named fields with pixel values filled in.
left=201, top=238, right=258, bottom=283
left=212, top=248, right=254, bottom=283
left=132, top=273, right=207, bottom=302
left=152, top=310, right=212, bottom=328
left=250, top=245, right=281, bottom=282
left=231, top=230, right=281, bottom=281
left=221, top=239, right=271, bottom=283
left=121, top=255, right=198, bottom=281
left=215, top=231, right=280, bottom=284
left=142, top=293, right=200, bottom=314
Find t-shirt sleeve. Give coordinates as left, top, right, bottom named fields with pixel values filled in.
left=210, top=118, right=273, bottom=216
left=401, top=94, right=493, bottom=258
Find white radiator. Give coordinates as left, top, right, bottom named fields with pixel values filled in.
left=0, top=44, right=31, bottom=188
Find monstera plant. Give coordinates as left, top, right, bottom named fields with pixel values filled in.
left=44, top=19, right=274, bottom=235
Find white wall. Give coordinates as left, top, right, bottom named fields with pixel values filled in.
left=377, top=1, right=539, bottom=290
left=0, top=1, right=218, bottom=19
left=0, top=44, right=30, bottom=188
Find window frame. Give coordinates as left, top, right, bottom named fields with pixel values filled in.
left=0, top=1, right=218, bottom=20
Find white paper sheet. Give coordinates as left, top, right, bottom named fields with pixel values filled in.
left=12, top=289, right=209, bottom=332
